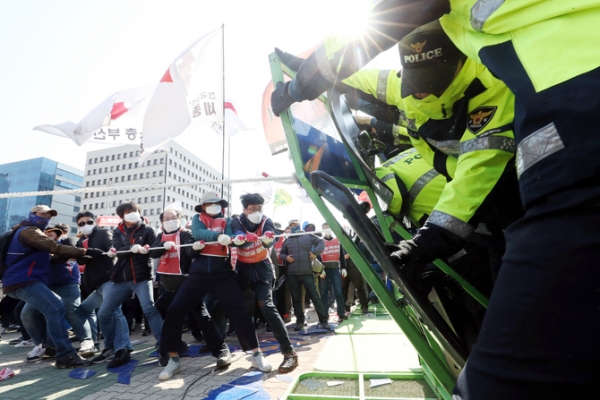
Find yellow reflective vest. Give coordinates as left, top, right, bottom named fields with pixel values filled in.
left=440, top=0, right=600, bottom=93
left=343, top=58, right=516, bottom=239
left=375, top=148, right=446, bottom=226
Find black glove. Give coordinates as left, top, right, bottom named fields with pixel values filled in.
left=275, top=48, right=305, bottom=72
left=412, top=223, right=467, bottom=261
left=84, top=248, right=105, bottom=258
left=389, top=240, right=429, bottom=293
left=270, top=81, right=296, bottom=117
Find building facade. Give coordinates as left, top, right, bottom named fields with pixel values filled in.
left=81, top=141, right=230, bottom=229
left=0, top=158, right=83, bottom=233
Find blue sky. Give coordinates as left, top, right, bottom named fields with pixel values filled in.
left=0, top=0, right=398, bottom=222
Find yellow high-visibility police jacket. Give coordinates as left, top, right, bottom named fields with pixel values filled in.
left=375, top=148, right=446, bottom=227
left=343, top=59, right=516, bottom=239
left=440, top=0, right=600, bottom=94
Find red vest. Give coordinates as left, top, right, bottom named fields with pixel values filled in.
left=157, top=231, right=182, bottom=275
left=79, top=238, right=89, bottom=273
left=274, top=237, right=285, bottom=266
left=199, top=213, right=229, bottom=257
left=230, top=247, right=237, bottom=269
left=321, top=237, right=340, bottom=264
left=236, top=217, right=269, bottom=264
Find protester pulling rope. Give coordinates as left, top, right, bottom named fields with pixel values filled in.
left=0, top=174, right=297, bottom=199
left=104, top=229, right=331, bottom=255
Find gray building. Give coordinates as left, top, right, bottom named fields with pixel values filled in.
left=81, top=141, right=230, bottom=229
left=0, top=158, right=83, bottom=233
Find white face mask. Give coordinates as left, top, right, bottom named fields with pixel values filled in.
left=163, top=219, right=181, bottom=233
left=124, top=212, right=140, bottom=223
left=247, top=211, right=263, bottom=224
left=206, top=204, right=222, bottom=215
left=79, top=224, right=95, bottom=236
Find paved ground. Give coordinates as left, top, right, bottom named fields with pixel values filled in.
left=0, top=309, right=335, bottom=400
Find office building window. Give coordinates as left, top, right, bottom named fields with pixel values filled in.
left=153, top=171, right=157, bottom=177
left=150, top=209, right=154, bottom=215
left=144, top=197, right=148, bottom=203
left=111, top=155, right=115, bottom=160
left=94, top=158, right=98, bottom=163
left=89, top=159, right=92, bottom=164
left=159, top=171, right=163, bottom=176
left=123, top=153, right=127, bottom=159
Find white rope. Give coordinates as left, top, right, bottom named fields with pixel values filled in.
left=106, top=229, right=327, bottom=255
left=0, top=174, right=298, bottom=199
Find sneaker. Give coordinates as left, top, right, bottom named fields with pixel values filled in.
left=91, top=348, right=115, bottom=364
left=283, top=314, right=292, bottom=323
left=26, top=344, right=46, bottom=362
left=278, top=352, right=299, bottom=373
left=107, top=349, right=131, bottom=368
left=216, top=347, right=232, bottom=368
left=9, top=336, right=24, bottom=345
left=78, top=339, right=96, bottom=357
left=320, top=322, right=331, bottom=330
left=55, top=353, right=93, bottom=369
left=361, top=306, right=369, bottom=314
left=338, top=315, right=348, bottom=324
left=15, top=339, right=35, bottom=348
left=44, top=346, right=56, bottom=359
left=294, top=321, right=306, bottom=331
left=251, top=351, right=272, bottom=372
left=158, top=358, right=180, bottom=381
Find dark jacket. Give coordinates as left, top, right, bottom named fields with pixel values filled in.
left=111, top=221, right=156, bottom=283
left=279, top=231, right=325, bottom=275
left=76, top=227, right=115, bottom=292
left=149, top=228, right=199, bottom=292
left=2, top=222, right=86, bottom=292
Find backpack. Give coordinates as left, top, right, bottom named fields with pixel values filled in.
left=0, top=228, right=34, bottom=280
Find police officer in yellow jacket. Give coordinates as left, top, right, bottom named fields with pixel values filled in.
left=271, top=2, right=600, bottom=398
left=375, top=147, right=446, bottom=227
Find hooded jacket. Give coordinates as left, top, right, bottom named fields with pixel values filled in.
left=111, top=220, right=156, bottom=283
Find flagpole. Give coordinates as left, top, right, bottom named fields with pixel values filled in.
left=220, top=23, right=226, bottom=212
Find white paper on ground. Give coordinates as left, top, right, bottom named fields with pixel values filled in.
left=276, top=374, right=295, bottom=382
left=327, top=381, right=345, bottom=387
left=370, top=378, right=392, bottom=388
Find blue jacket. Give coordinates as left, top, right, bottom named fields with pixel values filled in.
left=49, top=237, right=81, bottom=286
left=2, top=224, right=85, bottom=292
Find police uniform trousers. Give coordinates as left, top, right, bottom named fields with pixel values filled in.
left=454, top=44, right=600, bottom=399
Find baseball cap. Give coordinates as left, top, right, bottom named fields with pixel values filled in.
left=194, top=191, right=229, bottom=213
left=288, top=219, right=300, bottom=228
left=30, top=205, right=58, bottom=217
left=399, top=20, right=465, bottom=98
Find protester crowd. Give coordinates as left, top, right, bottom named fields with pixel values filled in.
left=0, top=192, right=372, bottom=381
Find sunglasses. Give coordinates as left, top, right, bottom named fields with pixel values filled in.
left=77, top=220, right=95, bottom=227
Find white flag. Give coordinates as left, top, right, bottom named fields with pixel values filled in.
left=33, top=85, right=155, bottom=146
left=221, top=100, right=252, bottom=136
left=142, top=26, right=223, bottom=157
